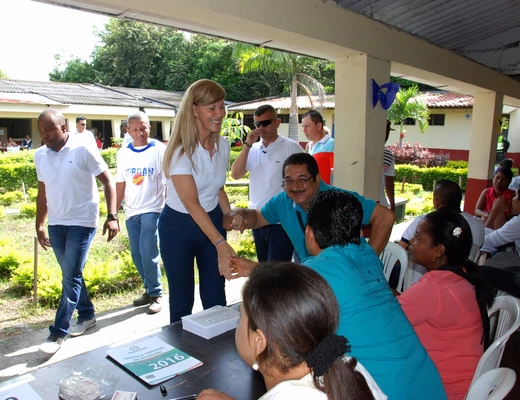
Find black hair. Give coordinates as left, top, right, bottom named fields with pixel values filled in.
left=282, top=153, right=319, bottom=179
left=307, top=190, right=363, bottom=249
left=434, top=179, right=462, bottom=211
left=302, top=110, right=324, bottom=126
left=499, top=158, right=514, bottom=169
left=243, top=262, right=375, bottom=400
left=254, top=105, right=276, bottom=117
left=76, top=116, right=86, bottom=123
left=494, top=167, right=513, bottom=184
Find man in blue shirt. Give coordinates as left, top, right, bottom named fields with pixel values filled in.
left=225, top=152, right=394, bottom=257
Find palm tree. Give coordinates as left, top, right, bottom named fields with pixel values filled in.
left=232, top=44, right=325, bottom=142
left=387, top=85, right=430, bottom=147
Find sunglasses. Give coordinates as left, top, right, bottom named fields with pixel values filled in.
left=79, top=123, right=87, bottom=126
left=253, top=119, right=275, bottom=128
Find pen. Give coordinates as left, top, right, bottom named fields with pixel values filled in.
left=167, top=395, right=198, bottom=400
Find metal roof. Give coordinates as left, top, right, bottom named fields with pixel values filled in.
left=228, top=91, right=473, bottom=111
left=0, top=80, right=182, bottom=109
left=330, top=0, right=520, bottom=77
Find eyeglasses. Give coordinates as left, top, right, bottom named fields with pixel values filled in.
left=79, top=123, right=86, bottom=126
left=253, top=119, right=275, bottom=128
left=282, top=176, right=313, bottom=187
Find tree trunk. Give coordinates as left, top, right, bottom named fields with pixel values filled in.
left=288, top=76, right=299, bottom=142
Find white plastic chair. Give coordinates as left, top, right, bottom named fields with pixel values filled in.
left=379, top=242, right=410, bottom=293
left=471, top=296, right=520, bottom=385
left=465, top=368, right=516, bottom=400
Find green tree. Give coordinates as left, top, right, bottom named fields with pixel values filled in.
left=233, top=44, right=326, bottom=142
left=387, top=85, right=430, bottom=147
left=49, top=56, right=96, bottom=82
left=0, top=69, right=8, bottom=79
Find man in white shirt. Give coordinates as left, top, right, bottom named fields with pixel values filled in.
left=121, top=120, right=132, bottom=148
left=116, top=112, right=166, bottom=314
left=231, top=105, right=303, bottom=262
left=400, top=179, right=484, bottom=283
left=35, top=109, right=119, bottom=354
left=74, top=116, right=96, bottom=147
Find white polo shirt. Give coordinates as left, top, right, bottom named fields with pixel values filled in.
left=246, top=135, right=303, bottom=209
left=482, top=216, right=520, bottom=253
left=166, top=138, right=230, bottom=213
left=116, top=140, right=166, bottom=219
left=35, top=134, right=108, bottom=228
left=74, top=130, right=97, bottom=148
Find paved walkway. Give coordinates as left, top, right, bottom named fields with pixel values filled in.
left=0, top=221, right=411, bottom=384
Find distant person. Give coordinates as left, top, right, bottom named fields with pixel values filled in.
left=198, top=262, right=386, bottom=400
left=74, top=116, right=96, bottom=147
left=398, top=210, right=494, bottom=400
left=496, top=132, right=506, bottom=163
left=35, top=109, right=119, bottom=354
left=380, top=121, right=395, bottom=212
left=475, top=167, right=514, bottom=221
left=229, top=190, right=446, bottom=399
left=121, top=120, right=132, bottom=148
left=22, top=134, right=33, bottom=149
left=95, top=131, right=103, bottom=150
left=116, top=111, right=166, bottom=314
left=158, top=79, right=236, bottom=324
left=6, top=136, right=17, bottom=147
left=400, top=180, right=484, bottom=283
left=231, top=104, right=302, bottom=262
left=302, top=110, right=334, bottom=184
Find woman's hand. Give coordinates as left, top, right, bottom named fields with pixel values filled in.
left=216, top=241, right=236, bottom=280
left=197, top=388, right=236, bottom=400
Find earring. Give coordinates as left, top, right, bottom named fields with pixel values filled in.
left=252, top=360, right=259, bottom=371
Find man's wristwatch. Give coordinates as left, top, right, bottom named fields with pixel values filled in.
left=244, top=141, right=252, bottom=148
left=106, top=213, right=119, bottom=221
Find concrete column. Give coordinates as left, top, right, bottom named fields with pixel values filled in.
left=163, top=120, right=172, bottom=142
left=112, top=119, right=122, bottom=140
left=334, top=54, right=390, bottom=200
left=507, top=109, right=520, bottom=166
left=464, top=92, right=503, bottom=214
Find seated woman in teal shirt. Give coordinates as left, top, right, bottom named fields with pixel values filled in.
left=302, top=190, right=446, bottom=400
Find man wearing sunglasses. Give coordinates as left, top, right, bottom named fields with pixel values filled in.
left=74, top=116, right=96, bottom=147
left=231, top=105, right=303, bottom=262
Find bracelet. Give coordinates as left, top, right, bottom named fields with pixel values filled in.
left=214, top=238, right=226, bottom=247
left=244, top=142, right=252, bottom=148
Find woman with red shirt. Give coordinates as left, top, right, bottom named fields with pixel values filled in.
left=475, top=167, right=514, bottom=221
left=398, top=210, right=494, bottom=400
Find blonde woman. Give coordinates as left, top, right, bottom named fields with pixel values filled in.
left=158, top=79, right=235, bottom=323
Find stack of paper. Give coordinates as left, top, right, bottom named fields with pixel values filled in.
left=182, top=305, right=240, bottom=339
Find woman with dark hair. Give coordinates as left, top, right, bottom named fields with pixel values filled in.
left=398, top=209, right=495, bottom=400
left=198, top=262, right=386, bottom=400
left=475, top=167, right=515, bottom=221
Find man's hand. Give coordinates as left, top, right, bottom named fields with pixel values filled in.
left=244, top=129, right=260, bottom=147
left=229, top=255, right=259, bottom=278
left=223, top=210, right=248, bottom=233
left=36, top=226, right=50, bottom=250
left=102, top=219, right=119, bottom=242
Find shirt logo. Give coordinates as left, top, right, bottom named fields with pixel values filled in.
left=133, top=173, right=144, bottom=185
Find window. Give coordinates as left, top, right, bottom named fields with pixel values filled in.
left=401, top=118, right=416, bottom=126
left=243, top=114, right=255, bottom=130
left=428, top=114, right=445, bottom=126
left=278, top=114, right=304, bottom=123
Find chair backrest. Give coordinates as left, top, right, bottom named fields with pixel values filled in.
left=465, top=368, right=516, bottom=400
left=471, top=296, right=520, bottom=384
left=379, top=241, right=409, bottom=293
left=469, top=243, right=481, bottom=263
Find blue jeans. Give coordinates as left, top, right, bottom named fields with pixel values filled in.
left=126, top=212, right=162, bottom=297
left=158, top=205, right=226, bottom=323
left=252, top=224, right=294, bottom=262
left=48, top=225, right=96, bottom=338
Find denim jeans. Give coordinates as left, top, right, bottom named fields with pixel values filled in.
left=158, top=205, right=226, bottom=323
left=252, top=224, right=294, bottom=262
left=126, top=212, right=162, bottom=297
left=48, top=225, right=96, bottom=338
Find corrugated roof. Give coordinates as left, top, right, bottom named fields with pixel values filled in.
left=228, top=91, right=473, bottom=111
left=0, top=80, right=183, bottom=109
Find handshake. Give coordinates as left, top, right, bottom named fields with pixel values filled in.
left=223, top=209, right=250, bottom=232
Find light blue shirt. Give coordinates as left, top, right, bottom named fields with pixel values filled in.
left=261, top=181, right=375, bottom=259
left=310, top=135, right=334, bottom=155
left=304, top=244, right=447, bottom=400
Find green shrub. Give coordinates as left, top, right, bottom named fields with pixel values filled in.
left=27, top=188, right=38, bottom=201
left=235, top=236, right=256, bottom=260
left=10, top=263, right=62, bottom=306
left=395, top=165, right=468, bottom=191
left=226, top=186, right=249, bottom=196
left=233, top=200, right=249, bottom=209
left=0, top=164, right=38, bottom=191
left=0, top=192, right=20, bottom=206
left=19, top=203, right=37, bottom=219
left=0, top=150, right=35, bottom=165
left=0, top=248, right=32, bottom=279
left=100, top=148, right=118, bottom=169
left=446, top=160, right=468, bottom=169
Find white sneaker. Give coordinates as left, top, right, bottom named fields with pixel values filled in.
left=69, top=317, right=97, bottom=337
left=39, top=335, right=64, bottom=354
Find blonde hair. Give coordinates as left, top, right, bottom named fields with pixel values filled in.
left=163, top=79, right=226, bottom=175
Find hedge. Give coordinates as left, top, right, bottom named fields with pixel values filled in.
left=395, top=165, right=468, bottom=191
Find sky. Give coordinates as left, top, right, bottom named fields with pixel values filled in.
left=0, top=0, right=109, bottom=81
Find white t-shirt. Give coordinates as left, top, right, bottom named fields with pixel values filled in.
left=246, top=135, right=303, bottom=209
left=116, top=140, right=166, bottom=219
left=74, top=130, right=97, bottom=148
left=260, top=360, right=387, bottom=400
left=165, top=138, right=230, bottom=213
left=482, top=216, right=520, bottom=253
left=380, top=147, right=395, bottom=208
left=35, top=134, right=108, bottom=228
left=402, top=211, right=485, bottom=283
left=122, top=133, right=133, bottom=148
